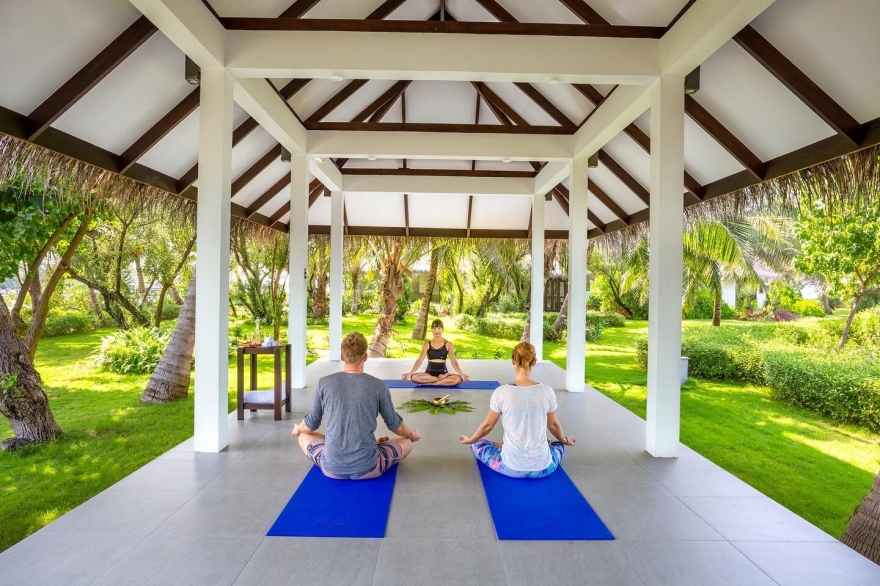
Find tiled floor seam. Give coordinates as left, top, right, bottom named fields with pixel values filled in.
left=80, top=532, right=152, bottom=586
left=229, top=536, right=268, bottom=586
left=726, top=540, right=787, bottom=586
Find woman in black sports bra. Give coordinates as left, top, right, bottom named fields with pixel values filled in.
left=402, top=319, right=470, bottom=386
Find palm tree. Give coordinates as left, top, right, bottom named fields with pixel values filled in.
left=344, top=236, right=369, bottom=314
left=411, top=244, right=440, bottom=339
left=366, top=236, right=432, bottom=357
left=141, top=271, right=196, bottom=404
left=307, top=235, right=331, bottom=318
left=469, top=239, right=530, bottom=317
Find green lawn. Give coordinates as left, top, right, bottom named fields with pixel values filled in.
left=1, top=314, right=878, bottom=552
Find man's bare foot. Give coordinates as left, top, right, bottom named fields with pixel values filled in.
left=377, top=436, right=390, bottom=443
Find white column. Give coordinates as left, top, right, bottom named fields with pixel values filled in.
left=529, top=192, right=545, bottom=359
left=566, top=158, right=588, bottom=392
left=193, top=68, right=233, bottom=453
left=329, top=190, right=344, bottom=361
left=288, top=154, right=309, bottom=388
left=646, top=75, right=685, bottom=457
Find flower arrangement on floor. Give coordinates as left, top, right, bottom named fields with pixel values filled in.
left=396, top=394, right=474, bottom=415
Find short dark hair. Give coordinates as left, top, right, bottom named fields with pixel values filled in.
left=431, top=319, right=444, bottom=330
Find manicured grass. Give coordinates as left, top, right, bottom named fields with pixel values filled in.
left=1, top=314, right=878, bottom=551
left=552, top=320, right=880, bottom=539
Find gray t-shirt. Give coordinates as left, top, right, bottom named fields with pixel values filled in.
left=304, top=372, right=404, bottom=476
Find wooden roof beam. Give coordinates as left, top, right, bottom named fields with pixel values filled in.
left=515, top=83, right=576, bottom=130
left=231, top=145, right=281, bottom=196
left=120, top=88, right=199, bottom=174
left=597, top=150, right=650, bottom=205
left=306, top=80, right=369, bottom=123
left=27, top=16, right=156, bottom=140
left=588, top=180, right=629, bottom=224
left=279, top=0, right=324, bottom=18
left=735, top=25, right=862, bottom=146
left=684, top=95, right=764, bottom=180
left=472, top=83, right=527, bottom=126
left=557, top=0, right=609, bottom=25
left=245, top=174, right=290, bottom=219
left=367, top=0, right=409, bottom=20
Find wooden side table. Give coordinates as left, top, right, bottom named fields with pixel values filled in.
left=236, top=344, right=291, bottom=421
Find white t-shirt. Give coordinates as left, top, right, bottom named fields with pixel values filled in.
left=489, top=383, right=558, bottom=472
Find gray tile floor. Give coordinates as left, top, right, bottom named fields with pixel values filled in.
left=2, top=358, right=879, bottom=586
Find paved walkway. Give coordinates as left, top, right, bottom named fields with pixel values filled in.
left=2, top=359, right=878, bottom=585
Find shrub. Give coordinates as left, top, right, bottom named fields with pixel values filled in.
left=42, top=309, right=102, bottom=337
left=765, top=349, right=880, bottom=432
left=589, top=311, right=626, bottom=328
left=684, top=292, right=736, bottom=320
left=791, top=299, right=826, bottom=318
left=95, top=327, right=171, bottom=374
left=472, top=314, right=524, bottom=340
left=306, top=316, right=328, bottom=326
left=771, top=309, right=799, bottom=322
left=852, top=306, right=880, bottom=347
left=159, top=302, right=182, bottom=320
left=768, top=281, right=801, bottom=310
left=394, top=277, right=413, bottom=323
left=454, top=314, right=475, bottom=331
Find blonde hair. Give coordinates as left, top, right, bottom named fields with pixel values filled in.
left=511, top=342, right=537, bottom=372
left=340, top=332, right=368, bottom=364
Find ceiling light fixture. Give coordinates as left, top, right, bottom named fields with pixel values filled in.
left=314, top=156, right=324, bottom=164
left=501, top=158, right=511, bottom=163
left=367, top=155, right=377, bottom=161
left=328, top=73, right=344, bottom=82
left=547, top=76, right=560, bottom=85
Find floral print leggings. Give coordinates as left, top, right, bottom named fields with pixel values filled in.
left=470, top=439, right=566, bottom=478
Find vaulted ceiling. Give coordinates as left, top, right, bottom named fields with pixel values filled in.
left=1, top=0, right=878, bottom=239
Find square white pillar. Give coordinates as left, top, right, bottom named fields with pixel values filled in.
left=529, top=191, right=545, bottom=359
left=288, top=154, right=309, bottom=388
left=646, top=75, right=685, bottom=457
left=566, top=158, right=589, bottom=392
left=193, top=68, right=233, bottom=453
left=328, top=190, right=344, bottom=361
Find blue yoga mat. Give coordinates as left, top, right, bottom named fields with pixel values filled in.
left=477, top=461, right=614, bottom=540
left=384, top=380, right=499, bottom=389
left=267, top=464, right=398, bottom=538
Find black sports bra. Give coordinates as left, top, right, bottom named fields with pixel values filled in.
left=426, top=340, right=449, bottom=360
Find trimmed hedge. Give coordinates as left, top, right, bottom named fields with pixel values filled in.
left=635, top=324, right=880, bottom=431
left=455, top=311, right=612, bottom=342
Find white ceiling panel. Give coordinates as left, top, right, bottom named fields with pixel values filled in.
left=681, top=116, right=746, bottom=185
left=232, top=159, right=290, bottom=208
left=0, top=0, right=139, bottom=114
left=587, top=167, right=647, bottom=216
left=470, top=195, right=531, bottom=230
left=475, top=161, right=534, bottom=172
left=230, top=127, right=280, bottom=181
left=207, top=0, right=289, bottom=17
left=501, top=0, right=585, bottom=24
left=384, top=0, right=437, bottom=20
left=478, top=100, right=502, bottom=125
left=53, top=33, right=194, bottom=154
left=544, top=197, right=569, bottom=231
left=342, top=158, right=404, bottom=169
left=446, top=0, right=496, bottom=22
left=695, top=42, right=836, bottom=161
left=484, top=83, right=558, bottom=127
left=138, top=109, right=199, bottom=179
left=308, top=194, right=331, bottom=225
left=579, top=0, right=689, bottom=26
left=345, top=193, right=407, bottom=227
left=587, top=195, right=619, bottom=226
left=408, top=194, right=470, bottom=228
left=324, top=79, right=398, bottom=123
left=527, top=83, right=594, bottom=125
left=752, top=0, right=880, bottom=124
left=406, top=82, right=476, bottom=124
left=380, top=98, right=403, bottom=123
left=407, top=159, right=473, bottom=170
left=290, top=79, right=350, bottom=120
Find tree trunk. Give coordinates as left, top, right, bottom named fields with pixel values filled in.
left=712, top=287, right=722, bottom=327
left=170, top=285, right=184, bottom=305
left=134, top=255, right=146, bottom=297
left=411, top=249, right=439, bottom=339
left=369, top=242, right=403, bottom=357
left=839, top=296, right=861, bottom=348
left=521, top=308, right=531, bottom=343
left=350, top=271, right=359, bottom=314
left=841, top=470, right=880, bottom=564
left=552, top=290, right=570, bottom=337
left=313, top=275, right=328, bottom=318
left=154, top=286, right=169, bottom=328
left=88, top=287, right=103, bottom=317
left=141, top=272, right=197, bottom=404
left=0, top=299, right=61, bottom=451
left=821, top=287, right=833, bottom=315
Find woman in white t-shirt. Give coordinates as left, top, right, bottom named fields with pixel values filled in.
left=459, top=342, right=575, bottom=478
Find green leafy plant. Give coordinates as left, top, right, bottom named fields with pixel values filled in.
left=397, top=395, right=474, bottom=415
left=94, top=327, right=171, bottom=374
left=0, top=373, right=19, bottom=399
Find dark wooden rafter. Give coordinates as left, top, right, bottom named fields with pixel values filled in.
left=597, top=150, right=650, bottom=205
left=246, top=174, right=290, bottom=218
left=368, top=82, right=408, bottom=123
left=120, top=88, right=199, bottom=173
left=340, top=168, right=534, bottom=178
left=554, top=183, right=605, bottom=231
left=306, top=79, right=368, bottom=122
left=588, top=180, right=630, bottom=224
left=404, top=193, right=410, bottom=237
left=684, top=95, right=764, bottom=180
left=666, top=0, right=697, bottom=30
left=307, top=179, right=324, bottom=207
left=232, top=145, right=281, bottom=196
left=278, top=0, right=324, bottom=18
left=473, top=83, right=527, bottom=125
left=179, top=78, right=312, bottom=192
left=473, top=83, right=513, bottom=126
left=343, top=202, right=349, bottom=235
left=357, top=81, right=411, bottom=122
left=527, top=207, right=532, bottom=239
left=219, top=18, right=664, bottom=37
left=573, top=83, right=705, bottom=199
left=514, top=83, right=576, bottom=129
left=367, top=0, right=409, bottom=20
left=735, top=25, right=862, bottom=146
left=556, top=0, right=609, bottom=25
left=551, top=186, right=569, bottom=215
left=305, top=122, right=570, bottom=134
left=473, top=0, right=516, bottom=22
left=27, top=16, right=157, bottom=140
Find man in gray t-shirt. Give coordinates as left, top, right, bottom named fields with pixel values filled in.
left=292, top=332, right=420, bottom=479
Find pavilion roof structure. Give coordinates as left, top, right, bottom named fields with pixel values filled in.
left=1, top=0, right=878, bottom=240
